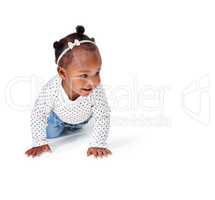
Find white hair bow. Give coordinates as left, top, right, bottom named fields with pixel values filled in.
left=68, top=39, right=81, bottom=49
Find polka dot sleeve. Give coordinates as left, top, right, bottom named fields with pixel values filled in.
left=30, top=81, right=56, bottom=147
left=89, top=83, right=111, bottom=148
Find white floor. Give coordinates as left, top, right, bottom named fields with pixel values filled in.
left=2, top=112, right=214, bottom=200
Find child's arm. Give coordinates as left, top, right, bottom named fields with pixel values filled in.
left=31, top=84, right=54, bottom=147
left=25, top=81, right=55, bottom=157
left=88, top=83, right=112, bottom=157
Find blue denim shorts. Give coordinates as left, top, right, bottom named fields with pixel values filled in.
left=46, top=111, right=92, bottom=139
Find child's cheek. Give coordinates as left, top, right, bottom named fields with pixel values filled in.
left=92, top=76, right=101, bottom=88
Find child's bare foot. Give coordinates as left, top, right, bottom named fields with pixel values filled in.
left=25, top=144, right=52, bottom=158
left=87, top=147, right=112, bottom=158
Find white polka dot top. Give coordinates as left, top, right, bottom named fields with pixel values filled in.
left=30, top=74, right=111, bottom=148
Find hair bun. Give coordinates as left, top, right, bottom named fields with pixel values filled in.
left=53, top=41, right=60, bottom=49
left=91, top=37, right=95, bottom=42
left=76, top=25, right=85, bottom=35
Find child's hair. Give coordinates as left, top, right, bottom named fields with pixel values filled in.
left=53, top=25, right=97, bottom=67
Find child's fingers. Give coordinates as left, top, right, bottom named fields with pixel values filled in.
left=31, top=149, right=37, bottom=157
left=28, top=150, right=35, bottom=156
left=25, top=147, right=37, bottom=156
left=101, top=149, right=108, bottom=157
left=89, top=149, right=95, bottom=156
left=26, top=151, right=31, bottom=156
left=25, top=148, right=33, bottom=155
left=88, top=149, right=97, bottom=157
left=34, top=149, right=41, bottom=157
left=87, top=148, right=112, bottom=158
left=36, top=147, right=43, bottom=156
left=100, top=149, right=111, bottom=157
left=87, top=149, right=92, bottom=156
left=25, top=150, right=30, bottom=156
left=33, top=148, right=42, bottom=157
left=87, top=148, right=95, bottom=156
left=93, top=150, right=98, bottom=158
left=97, top=149, right=103, bottom=157
left=105, top=149, right=112, bottom=155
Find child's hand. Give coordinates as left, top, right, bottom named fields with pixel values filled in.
left=87, top=147, right=112, bottom=158
left=25, top=144, right=52, bottom=158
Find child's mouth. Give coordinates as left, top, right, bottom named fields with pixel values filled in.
left=82, top=88, right=92, bottom=92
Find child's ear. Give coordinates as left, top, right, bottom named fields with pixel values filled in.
left=57, top=66, right=66, bottom=80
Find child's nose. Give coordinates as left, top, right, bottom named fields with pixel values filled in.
left=85, top=80, right=95, bottom=89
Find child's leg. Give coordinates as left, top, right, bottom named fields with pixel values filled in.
left=46, top=111, right=65, bottom=139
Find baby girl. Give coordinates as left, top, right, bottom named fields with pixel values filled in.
left=25, top=25, right=112, bottom=158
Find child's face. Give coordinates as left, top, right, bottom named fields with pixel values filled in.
left=58, top=47, right=102, bottom=98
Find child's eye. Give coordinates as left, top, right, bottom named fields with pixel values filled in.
left=96, top=71, right=100, bottom=76
left=80, top=74, right=88, bottom=78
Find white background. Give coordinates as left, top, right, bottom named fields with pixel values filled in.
left=0, top=0, right=214, bottom=199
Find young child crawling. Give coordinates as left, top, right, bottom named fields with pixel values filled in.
left=25, top=25, right=112, bottom=158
